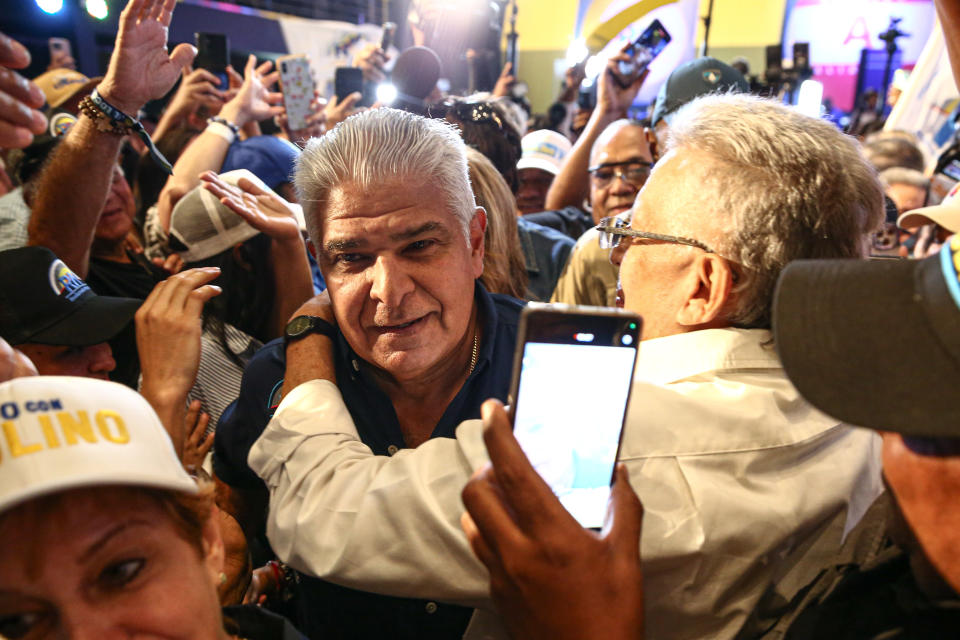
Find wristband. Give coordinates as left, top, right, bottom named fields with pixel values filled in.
left=208, top=116, right=240, bottom=135
left=204, top=121, right=237, bottom=144
left=81, top=89, right=173, bottom=175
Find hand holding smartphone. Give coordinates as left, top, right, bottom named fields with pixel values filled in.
left=194, top=32, right=230, bottom=89
left=508, top=304, right=641, bottom=529
left=613, top=18, right=671, bottom=89
left=278, top=55, right=316, bottom=131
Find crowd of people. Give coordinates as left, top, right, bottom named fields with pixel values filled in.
left=1, top=0, right=960, bottom=637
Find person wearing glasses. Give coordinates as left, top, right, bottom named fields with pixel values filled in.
left=548, top=56, right=748, bottom=308
left=242, top=93, right=886, bottom=640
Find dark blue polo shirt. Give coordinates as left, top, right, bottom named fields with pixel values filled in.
left=214, top=282, right=523, bottom=640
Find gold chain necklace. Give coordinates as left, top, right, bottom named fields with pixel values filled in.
left=468, top=330, right=479, bottom=376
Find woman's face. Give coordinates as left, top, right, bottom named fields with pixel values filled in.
left=0, top=487, right=227, bottom=640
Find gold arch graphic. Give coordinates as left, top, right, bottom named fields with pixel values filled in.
left=581, top=0, right=681, bottom=50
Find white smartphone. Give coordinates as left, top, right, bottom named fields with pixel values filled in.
left=507, top=304, right=641, bottom=529
left=278, top=54, right=316, bottom=131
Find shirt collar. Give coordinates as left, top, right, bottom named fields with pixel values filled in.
left=634, top=328, right=780, bottom=385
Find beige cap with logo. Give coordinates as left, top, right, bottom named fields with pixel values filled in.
left=31, top=69, right=101, bottom=110
left=0, top=376, right=196, bottom=515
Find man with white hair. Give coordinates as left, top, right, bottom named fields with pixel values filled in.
left=251, top=94, right=885, bottom=639
left=214, top=108, right=523, bottom=639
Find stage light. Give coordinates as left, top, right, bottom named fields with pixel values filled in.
left=85, top=0, right=109, bottom=19
left=584, top=55, right=604, bottom=82
left=36, top=0, right=64, bottom=14
left=376, top=83, right=397, bottom=105
left=566, top=38, right=588, bottom=67
left=797, top=79, right=824, bottom=118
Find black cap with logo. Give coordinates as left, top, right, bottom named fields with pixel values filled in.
left=0, top=247, right=141, bottom=347
left=651, top=57, right=749, bottom=128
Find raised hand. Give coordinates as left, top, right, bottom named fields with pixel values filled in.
left=323, top=92, right=362, bottom=131
left=491, top=61, right=516, bottom=98
left=137, top=267, right=221, bottom=411
left=0, top=31, right=46, bottom=148
left=180, top=399, right=214, bottom=470
left=166, top=66, right=228, bottom=119
left=97, top=0, right=197, bottom=117
left=219, top=55, right=283, bottom=127
left=199, top=171, right=302, bottom=242
left=461, top=399, right=645, bottom=640
left=353, top=42, right=389, bottom=84
left=597, top=43, right=649, bottom=119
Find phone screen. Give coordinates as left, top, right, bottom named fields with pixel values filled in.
left=618, top=18, right=672, bottom=80
left=195, top=33, right=230, bottom=88
left=335, top=67, right=365, bottom=103
left=510, top=308, right=640, bottom=529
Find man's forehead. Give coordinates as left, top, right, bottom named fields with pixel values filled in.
left=593, top=124, right=650, bottom=166
left=632, top=148, right=725, bottom=235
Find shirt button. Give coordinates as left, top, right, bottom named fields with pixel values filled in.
left=387, top=445, right=399, bottom=455
left=425, top=602, right=438, bottom=614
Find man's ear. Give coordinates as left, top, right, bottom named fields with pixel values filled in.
left=201, top=504, right=226, bottom=586
left=644, top=127, right=660, bottom=163
left=469, top=206, right=487, bottom=277
left=675, top=254, right=734, bottom=328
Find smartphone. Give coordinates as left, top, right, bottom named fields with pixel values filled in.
left=381, top=22, right=397, bottom=51
left=194, top=32, right=230, bottom=89
left=278, top=54, right=315, bottom=131
left=615, top=18, right=671, bottom=87
left=577, top=83, right=597, bottom=111
left=335, top=66, right=365, bottom=105
left=507, top=304, right=641, bottom=529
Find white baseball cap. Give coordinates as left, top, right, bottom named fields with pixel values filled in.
left=517, top=129, right=572, bottom=176
left=0, top=376, right=196, bottom=515
left=898, top=180, right=960, bottom=232
left=170, top=169, right=306, bottom=263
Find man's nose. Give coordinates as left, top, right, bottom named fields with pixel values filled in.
left=369, top=255, right=415, bottom=308
left=608, top=171, right=639, bottom=195
left=85, top=342, right=117, bottom=378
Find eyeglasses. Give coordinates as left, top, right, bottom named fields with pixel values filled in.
left=588, top=160, right=653, bottom=189
left=596, top=216, right=718, bottom=253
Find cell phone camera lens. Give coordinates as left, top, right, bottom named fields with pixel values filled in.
left=621, top=334, right=634, bottom=346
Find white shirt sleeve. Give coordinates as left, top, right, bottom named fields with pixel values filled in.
left=248, top=379, right=493, bottom=607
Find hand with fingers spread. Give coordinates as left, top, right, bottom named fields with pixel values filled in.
left=491, top=61, right=516, bottom=98
left=218, top=55, right=284, bottom=128
left=97, top=0, right=197, bottom=117
left=136, top=267, right=222, bottom=451
left=181, top=399, right=214, bottom=470
left=461, top=399, right=645, bottom=640
left=199, top=171, right=302, bottom=242
left=0, top=31, right=47, bottom=149
left=353, top=43, right=389, bottom=84
left=323, top=92, right=362, bottom=131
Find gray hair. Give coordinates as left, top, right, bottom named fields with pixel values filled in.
left=879, top=166, right=929, bottom=191
left=294, top=108, right=475, bottom=246
left=666, top=93, right=884, bottom=329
